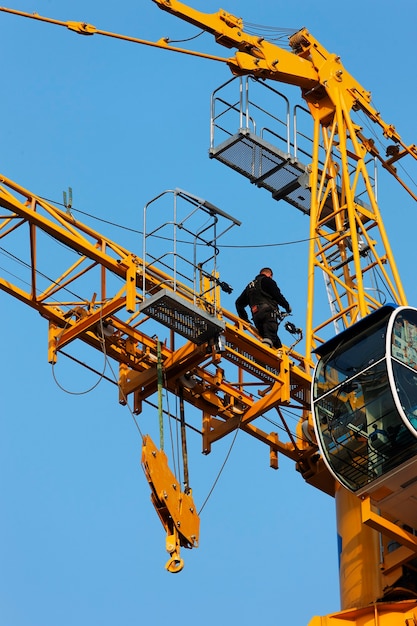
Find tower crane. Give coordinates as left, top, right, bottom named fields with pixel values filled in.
left=1, top=2, right=417, bottom=624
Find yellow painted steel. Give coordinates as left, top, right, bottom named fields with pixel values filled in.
left=0, top=7, right=227, bottom=63
left=1, top=3, right=417, bottom=623
left=308, top=600, right=417, bottom=625
left=0, top=175, right=316, bottom=467
left=150, top=0, right=415, bottom=353
left=336, top=486, right=383, bottom=609
left=141, top=435, right=199, bottom=572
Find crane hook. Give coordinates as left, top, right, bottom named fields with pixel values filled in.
left=165, top=553, right=184, bottom=574
left=165, top=531, right=184, bottom=574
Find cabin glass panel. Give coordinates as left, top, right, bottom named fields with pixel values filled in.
left=390, top=309, right=417, bottom=433
left=313, top=307, right=417, bottom=493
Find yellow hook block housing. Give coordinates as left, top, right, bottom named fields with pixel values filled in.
left=141, top=435, right=200, bottom=571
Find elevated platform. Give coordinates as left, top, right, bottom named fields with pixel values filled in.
left=139, top=289, right=225, bottom=345
left=210, top=130, right=370, bottom=232
left=210, top=130, right=311, bottom=214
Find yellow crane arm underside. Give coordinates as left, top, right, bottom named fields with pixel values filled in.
left=0, top=175, right=330, bottom=494
left=1, top=0, right=415, bottom=490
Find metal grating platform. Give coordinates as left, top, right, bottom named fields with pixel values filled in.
left=209, top=131, right=370, bottom=231
left=139, top=289, right=225, bottom=345
left=224, top=341, right=279, bottom=386
left=209, top=131, right=310, bottom=214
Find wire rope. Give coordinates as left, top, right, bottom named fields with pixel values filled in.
left=165, top=30, right=205, bottom=44
left=51, top=318, right=108, bottom=395
left=244, top=23, right=296, bottom=48
left=198, top=413, right=243, bottom=515
left=161, top=358, right=180, bottom=481
left=357, top=108, right=417, bottom=191
left=39, top=194, right=318, bottom=249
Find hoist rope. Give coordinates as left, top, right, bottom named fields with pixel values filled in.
left=157, top=340, right=164, bottom=451
left=42, top=267, right=310, bottom=513
left=50, top=315, right=312, bottom=516
left=95, top=315, right=145, bottom=439
left=178, top=387, right=190, bottom=494
left=106, top=359, right=144, bottom=439
left=198, top=413, right=242, bottom=515
left=164, top=378, right=179, bottom=484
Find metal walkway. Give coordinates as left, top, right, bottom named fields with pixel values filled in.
left=209, top=77, right=374, bottom=231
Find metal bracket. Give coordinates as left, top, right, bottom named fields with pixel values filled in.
left=141, top=434, right=200, bottom=572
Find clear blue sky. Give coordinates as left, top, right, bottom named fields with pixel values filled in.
left=1, top=1, right=416, bottom=625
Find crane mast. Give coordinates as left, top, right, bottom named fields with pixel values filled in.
left=1, top=2, right=417, bottom=624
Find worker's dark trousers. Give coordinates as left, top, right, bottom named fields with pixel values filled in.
left=253, top=305, right=281, bottom=348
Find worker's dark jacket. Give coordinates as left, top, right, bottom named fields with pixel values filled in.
left=235, top=274, right=290, bottom=322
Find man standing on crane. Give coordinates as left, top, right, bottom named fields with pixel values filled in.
left=235, top=267, right=292, bottom=349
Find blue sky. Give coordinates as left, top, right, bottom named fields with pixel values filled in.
left=1, top=1, right=417, bottom=625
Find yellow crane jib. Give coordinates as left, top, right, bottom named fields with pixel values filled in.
left=0, top=6, right=226, bottom=63
left=2, top=1, right=417, bottom=620
left=141, top=434, right=200, bottom=573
